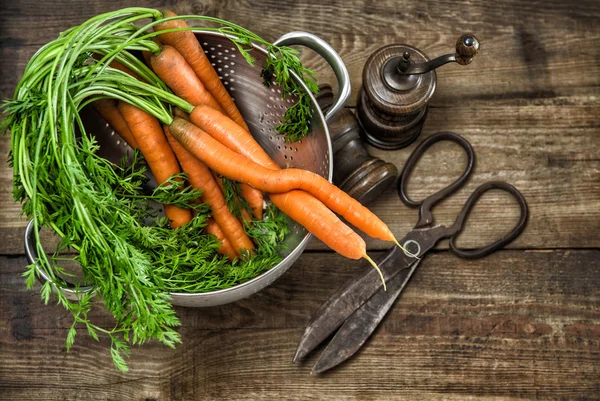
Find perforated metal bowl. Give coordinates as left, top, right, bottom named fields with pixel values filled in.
left=24, top=31, right=350, bottom=307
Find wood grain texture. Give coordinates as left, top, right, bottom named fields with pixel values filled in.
left=1, top=250, right=599, bottom=400
left=0, top=0, right=599, bottom=399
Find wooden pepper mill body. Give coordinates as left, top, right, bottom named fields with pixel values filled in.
left=317, top=85, right=397, bottom=205
left=357, top=44, right=435, bottom=149
left=357, top=34, right=480, bottom=150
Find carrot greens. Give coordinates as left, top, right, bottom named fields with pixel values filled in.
left=1, top=7, right=313, bottom=371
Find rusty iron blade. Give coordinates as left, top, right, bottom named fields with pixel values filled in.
left=311, top=259, right=421, bottom=374
left=293, top=245, right=417, bottom=362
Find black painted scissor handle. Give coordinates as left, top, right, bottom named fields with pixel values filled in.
left=398, top=132, right=475, bottom=228
left=447, top=181, right=529, bottom=259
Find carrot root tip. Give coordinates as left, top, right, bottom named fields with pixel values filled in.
left=364, top=254, right=386, bottom=292
left=393, top=237, right=420, bottom=260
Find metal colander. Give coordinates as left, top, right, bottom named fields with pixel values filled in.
left=24, top=31, right=350, bottom=307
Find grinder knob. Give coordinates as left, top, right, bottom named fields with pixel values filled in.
left=317, top=84, right=397, bottom=206
left=455, top=34, right=481, bottom=65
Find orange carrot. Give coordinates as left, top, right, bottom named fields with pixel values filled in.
left=154, top=10, right=250, bottom=131
left=240, top=183, right=263, bottom=220
left=205, top=218, right=237, bottom=261
left=118, top=102, right=192, bottom=228
left=164, top=125, right=254, bottom=255
left=168, top=117, right=396, bottom=244
left=211, top=156, right=366, bottom=259
left=93, top=98, right=138, bottom=148
left=172, top=107, right=262, bottom=220
left=188, top=106, right=371, bottom=258
left=190, top=105, right=273, bottom=168
left=149, top=45, right=224, bottom=113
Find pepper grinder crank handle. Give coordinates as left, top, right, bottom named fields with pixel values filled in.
left=391, top=34, right=480, bottom=75
left=357, top=34, right=481, bottom=150
left=317, top=84, right=398, bottom=206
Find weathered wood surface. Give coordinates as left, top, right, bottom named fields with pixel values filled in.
left=1, top=250, right=599, bottom=400
left=0, top=0, right=599, bottom=399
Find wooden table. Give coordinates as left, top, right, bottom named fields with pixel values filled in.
left=1, top=1, right=598, bottom=399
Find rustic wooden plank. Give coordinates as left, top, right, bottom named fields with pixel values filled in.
left=1, top=250, right=598, bottom=400
left=2, top=250, right=599, bottom=330
left=1, top=1, right=599, bottom=104
left=1, top=0, right=599, bottom=399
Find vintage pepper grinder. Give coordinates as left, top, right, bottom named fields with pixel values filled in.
left=317, top=84, right=398, bottom=206
left=357, top=34, right=481, bottom=149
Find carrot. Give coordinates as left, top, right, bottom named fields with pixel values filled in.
left=186, top=114, right=386, bottom=287
left=172, top=107, right=263, bottom=220
left=118, top=102, right=192, bottom=228
left=188, top=107, right=371, bottom=259
left=205, top=218, right=237, bottom=261
left=240, top=182, right=263, bottom=220
left=164, top=125, right=254, bottom=255
left=188, top=107, right=398, bottom=242
left=149, top=45, right=224, bottom=113
left=190, top=105, right=273, bottom=168
left=93, top=98, right=138, bottom=148
left=154, top=10, right=250, bottom=131
left=210, top=148, right=369, bottom=261
left=168, top=117, right=396, bottom=244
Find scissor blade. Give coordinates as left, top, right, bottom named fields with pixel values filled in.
left=312, top=260, right=421, bottom=374
left=294, top=245, right=416, bottom=362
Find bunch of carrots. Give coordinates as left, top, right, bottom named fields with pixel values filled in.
left=2, top=7, right=409, bottom=369
left=94, top=10, right=400, bottom=280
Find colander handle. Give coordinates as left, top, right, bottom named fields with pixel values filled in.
left=273, top=31, right=351, bottom=121
left=24, top=219, right=95, bottom=301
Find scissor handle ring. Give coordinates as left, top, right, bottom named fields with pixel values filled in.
left=448, top=181, right=529, bottom=259
left=398, top=132, right=475, bottom=228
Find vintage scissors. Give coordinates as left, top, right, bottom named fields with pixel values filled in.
left=293, top=131, right=529, bottom=374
